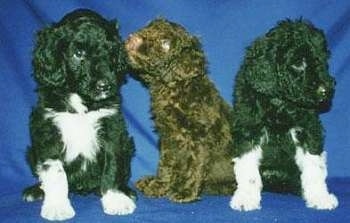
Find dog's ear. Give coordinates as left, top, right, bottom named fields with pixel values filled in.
left=110, top=20, right=129, bottom=85
left=115, top=40, right=129, bottom=75
left=242, top=37, right=281, bottom=96
left=115, top=44, right=129, bottom=87
left=33, top=26, right=67, bottom=87
left=170, top=36, right=206, bottom=81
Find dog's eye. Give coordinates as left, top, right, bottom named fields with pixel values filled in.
left=291, top=58, right=307, bottom=72
left=161, top=39, right=171, bottom=52
left=73, top=49, right=86, bottom=61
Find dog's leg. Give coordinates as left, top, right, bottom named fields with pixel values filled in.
left=100, top=164, right=136, bottom=215
left=99, top=124, right=136, bottom=215
left=230, top=146, right=263, bottom=211
left=100, top=168, right=136, bottom=216
left=167, top=143, right=210, bottom=203
left=22, top=184, right=44, bottom=202
left=136, top=141, right=173, bottom=197
left=295, top=147, right=338, bottom=210
left=37, top=159, right=75, bottom=221
left=136, top=176, right=168, bottom=197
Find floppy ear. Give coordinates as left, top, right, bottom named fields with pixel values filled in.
left=242, top=36, right=281, bottom=96
left=32, top=26, right=67, bottom=87
left=109, top=20, right=129, bottom=87
left=115, top=40, right=129, bottom=76
left=170, top=36, right=206, bottom=81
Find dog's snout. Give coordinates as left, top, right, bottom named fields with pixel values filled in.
left=96, top=79, right=110, bottom=91
left=316, top=81, right=334, bottom=103
left=317, top=85, right=327, bottom=98
left=126, top=34, right=143, bottom=52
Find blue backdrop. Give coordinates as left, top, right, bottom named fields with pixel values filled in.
left=1, top=1, right=350, bottom=222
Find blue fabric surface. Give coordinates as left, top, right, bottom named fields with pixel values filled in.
left=1, top=0, right=350, bottom=222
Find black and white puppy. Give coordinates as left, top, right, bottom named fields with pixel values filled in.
left=23, top=9, right=136, bottom=221
left=230, top=20, right=338, bottom=211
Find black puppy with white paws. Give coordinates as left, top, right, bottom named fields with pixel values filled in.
left=23, top=9, right=135, bottom=221
left=230, top=19, right=338, bottom=211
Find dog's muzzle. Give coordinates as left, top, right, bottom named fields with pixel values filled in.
left=317, top=85, right=328, bottom=102
left=316, top=80, right=335, bottom=112
left=94, top=79, right=112, bottom=100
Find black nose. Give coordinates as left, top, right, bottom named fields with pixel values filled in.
left=317, top=77, right=335, bottom=101
left=96, top=79, right=110, bottom=91
left=317, top=85, right=328, bottom=102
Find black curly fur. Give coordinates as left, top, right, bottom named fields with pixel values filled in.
left=33, top=9, right=128, bottom=89
left=232, top=19, right=335, bottom=193
left=23, top=9, right=135, bottom=201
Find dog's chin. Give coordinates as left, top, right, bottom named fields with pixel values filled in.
left=81, top=91, right=113, bottom=103
left=318, top=100, right=333, bottom=113
left=93, top=91, right=113, bottom=101
left=282, top=96, right=325, bottom=112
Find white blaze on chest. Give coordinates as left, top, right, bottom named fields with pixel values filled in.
left=45, top=94, right=116, bottom=163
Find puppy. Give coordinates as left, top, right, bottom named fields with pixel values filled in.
left=230, top=19, right=338, bottom=211
left=23, top=9, right=136, bottom=220
left=126, top=18, right=234, bottom=203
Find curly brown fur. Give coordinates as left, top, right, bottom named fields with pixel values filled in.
left=126, top=18, right=234, bottom=202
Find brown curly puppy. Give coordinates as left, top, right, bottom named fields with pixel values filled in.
left=125, top=18, right=234, bottom=202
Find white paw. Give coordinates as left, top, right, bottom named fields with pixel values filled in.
left=41, top=199, right=75, bottom=221
left=305, top=192, right=338, bottom=210
left=230, top=189, right=261, bottom=211
left=101, top=190, right=136, bottom=215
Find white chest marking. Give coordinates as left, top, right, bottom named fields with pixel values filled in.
left=45, top=94, right=116, bottom=163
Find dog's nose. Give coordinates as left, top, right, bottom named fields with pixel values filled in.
left=317, top=84, right=333, bottom=103
left=96, top=79, right=110, bottom=91
left=317, top=85, right=327, bottom=99
left=126, top=34, right=143, bottom=52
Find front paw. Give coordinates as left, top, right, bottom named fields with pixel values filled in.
left=305, top=192, right=338, bottom=210
left=168, top=188, right=199, bottom=203
left=101, top=190, right=136, bottom=215
left=23, top=184, right=44, bottom=202
left=41, top=199, right=75, bottom=221
left=136, top=176, right=168, bottom=197
left=230, top=189, right=261, bottom=211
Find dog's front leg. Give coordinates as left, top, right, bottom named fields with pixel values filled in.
left=136, top=138, right=175, bottom=197
left=101, top=157, right=136, bottom=215
left=290, top=128, right=338, bottom=210
left=100, top=124, right=136, bottom=215
left=294, top=148, right=338, bottom=210
left=167, top=142, right=210, bottom=203
left=101, top=161, right=136, bottom=215
left=37, top=159, right=75, bottom=221
left=230, top=146, right=263, bottom=211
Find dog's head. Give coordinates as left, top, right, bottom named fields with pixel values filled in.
left=33, top=9, right=128, bottom=102
left=125, top=18, right=205, bottom=86
left=242, top=19, right=335, bottom=111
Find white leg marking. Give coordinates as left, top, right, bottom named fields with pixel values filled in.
left=295, top=148, right=338, bottom=210
left=38, top=159, right=75, bottom=221
left=101, top=190, right=136, bottom=215
left=230, top=146, right=263, bottom=211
